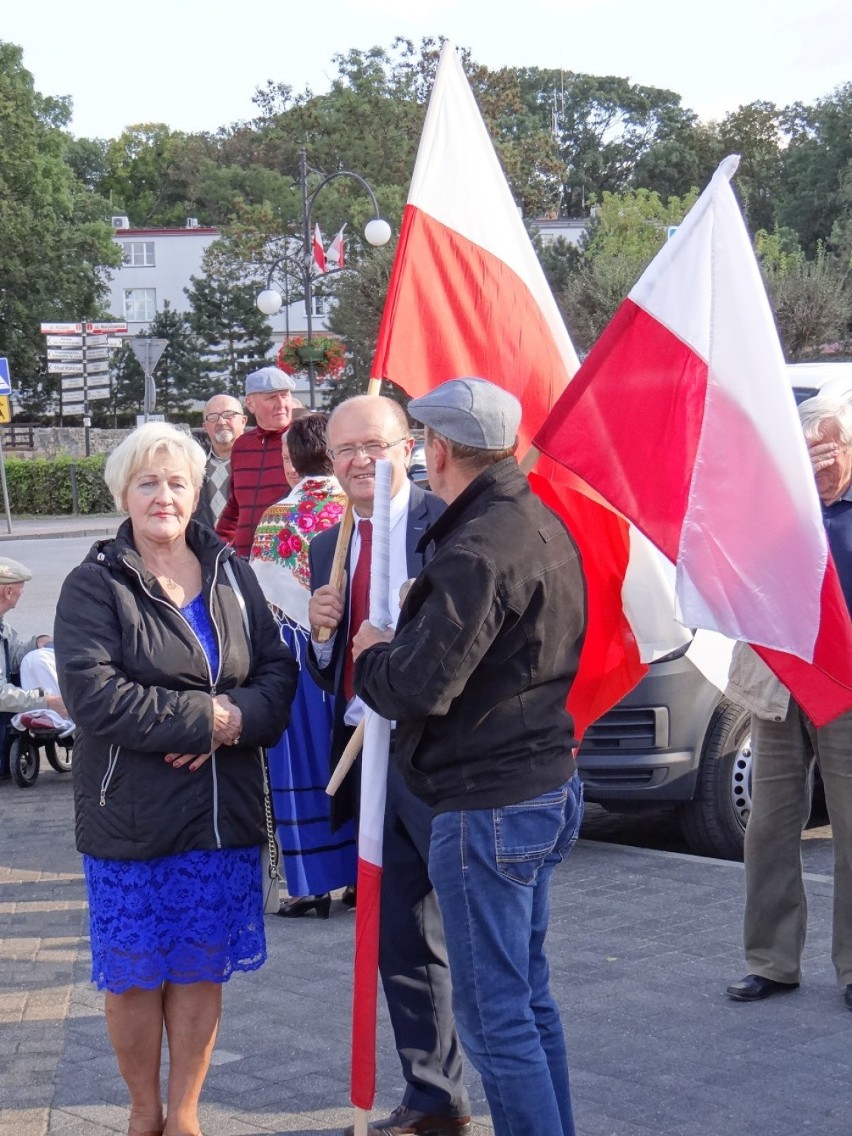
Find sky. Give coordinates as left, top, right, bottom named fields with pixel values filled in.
left=4, top=0, right=851, bottom=140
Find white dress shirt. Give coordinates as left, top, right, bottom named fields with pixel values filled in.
left=312, top=479, right=413, bottom=724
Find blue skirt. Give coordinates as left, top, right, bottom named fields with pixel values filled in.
left=83, top=847, right=266, bottom=994
left=268, top=620, right=357, bottom=895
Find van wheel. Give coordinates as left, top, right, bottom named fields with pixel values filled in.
left=9, top=735, right=40, bottom=788
left=678, top=699, right=752, bottom=860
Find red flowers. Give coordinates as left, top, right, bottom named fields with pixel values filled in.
left=276, top=335, right=347, bottom=379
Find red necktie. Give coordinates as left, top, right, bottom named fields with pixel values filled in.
left=343, top=519, right=372, bottom=700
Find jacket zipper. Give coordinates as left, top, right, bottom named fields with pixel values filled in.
left=99, top=744, right=120, bottom=806
left=121, top=552, right=227, bottom=847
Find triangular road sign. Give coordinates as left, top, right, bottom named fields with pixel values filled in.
left=129, top=337, right=168, bottom=374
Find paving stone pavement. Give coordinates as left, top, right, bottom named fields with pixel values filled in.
left=0, top=769, right=848, bottom=1136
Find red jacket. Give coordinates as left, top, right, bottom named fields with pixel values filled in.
left=216, top=426, right=289, bottom=557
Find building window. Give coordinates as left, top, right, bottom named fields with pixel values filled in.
left=124, top=288, right=157, bottom=322
left=312, top=294, right=327, bottom=316
left=122, top=241, right=155, bottom=266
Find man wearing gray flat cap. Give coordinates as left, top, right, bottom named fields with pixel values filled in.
left=0, top=556, right=68, bottom=776
left=352, top=377, right=587, bottom=1136
left=216, top=366, right=296, bottom=556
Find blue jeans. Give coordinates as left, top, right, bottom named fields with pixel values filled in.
left=428, top=773, right=584, bottom=1136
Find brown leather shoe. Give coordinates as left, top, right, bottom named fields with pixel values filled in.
left=342, top=1106, right=472, bottom=1135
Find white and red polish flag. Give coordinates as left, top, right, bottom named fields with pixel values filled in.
left=312, top=223, right=326, bottom=272
left=535, top=156, right=852, bottom=726
left=350, top=461, right=393, bottom=1120
left=371, top=41, right=654, bottom=737
left=327, top=224, right=346, bottom=268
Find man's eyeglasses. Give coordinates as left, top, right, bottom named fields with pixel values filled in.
left=204, top=410, right=242, bottom=422
left=326, top=437, right=408, bottom=462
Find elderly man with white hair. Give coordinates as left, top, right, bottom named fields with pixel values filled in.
left=193, top=392, right=247, bottom=529
left=726, top=393, right=852, bottom=1011
left=0, top=556, right=69, bottom=776
left=216, top=366, right=295, bottom=557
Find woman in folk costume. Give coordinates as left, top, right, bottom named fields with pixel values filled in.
left=251, top=413, right=357, bottom=917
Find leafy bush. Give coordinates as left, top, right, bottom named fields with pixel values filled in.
left=4, top=455, right=113, bottom=515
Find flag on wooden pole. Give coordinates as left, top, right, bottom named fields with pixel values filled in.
left=371, top=41, right=654, bottom=735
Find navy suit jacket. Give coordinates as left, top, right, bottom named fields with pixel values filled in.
left=307, top=481, right=445, bottom=826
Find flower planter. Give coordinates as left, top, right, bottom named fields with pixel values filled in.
left=295, top=345, right=326, bottom=364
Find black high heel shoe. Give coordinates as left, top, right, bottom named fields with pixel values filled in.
left=276, top=893, right=331, bottom=919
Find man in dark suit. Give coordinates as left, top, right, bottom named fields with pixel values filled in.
left=308, top=395, right=471, bottom=1136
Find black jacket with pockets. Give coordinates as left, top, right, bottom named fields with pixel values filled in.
left=355, top=459, right=587, bottom=813
left=55, top=519, right=297, bottom=860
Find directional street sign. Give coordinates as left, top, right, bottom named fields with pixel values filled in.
left=0, top=357, right=10, bottom=396
left=87, top=386, right=111, bottom=401
left=40, top=322, right=82, bottom=335
left=87, top=321, right=127, bottom=334
left=86, top=360, right=110, bottom=375
left=61, top=377, right=86, bottom=391
left=85, top=348, right=110, bottom=361
left=47, top=349, right=83, bottom=361
left=106, top=336, right=124, bottom=348
left=47, top=362, right=84, bottom=375
left=46, top=335, right=83, bottom=348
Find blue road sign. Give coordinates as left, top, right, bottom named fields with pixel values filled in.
left=0, top=358, right=10, bottom=395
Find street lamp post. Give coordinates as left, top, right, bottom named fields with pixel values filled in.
left=257, top=148, right=391, bottom=409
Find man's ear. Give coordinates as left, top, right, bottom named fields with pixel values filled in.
left=433, top=435, right=451, bottom=472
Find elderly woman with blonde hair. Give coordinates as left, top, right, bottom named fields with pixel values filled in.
left=54, top=422, right=297, bottom=1136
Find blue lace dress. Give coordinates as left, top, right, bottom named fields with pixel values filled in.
left=83, top=594, right=266, bottom=994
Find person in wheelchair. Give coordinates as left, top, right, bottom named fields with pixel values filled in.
left=0, top=556, right=69, bottom=778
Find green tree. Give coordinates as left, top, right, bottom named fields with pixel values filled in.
left=325, top=244, right=393, bottom=398
left=556, top=187, right=697, bottom=350
left=756, top=236, right=849, bottom=358
left=546, top=72, right=692, bottom=215
left=141, top=303, right=205, bottom=416
left=0, top=41, right=120, bottom=417
left=186, top=244, right=272, bottom=396
left=778, top=85, right=852, bottom=256
left=632, top=114, right=721, bottom=202
left=100, top=124, right=194, bottom=227
left=104, top=306, right=202, bottom=425
left=717, top=102, right=783, bottom=234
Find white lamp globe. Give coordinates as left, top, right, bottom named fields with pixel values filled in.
left=257, top=289, right=283, bottom=316
left=364, top=218, right=392, bottom=247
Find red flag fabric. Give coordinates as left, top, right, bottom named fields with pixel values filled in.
left=328, top=225, right=346, bottom=269
left=534, top=156, right=852, bottom=727
left=371, top=42, right=647, bottom=738
left=312, top=223, right=326, bottom=272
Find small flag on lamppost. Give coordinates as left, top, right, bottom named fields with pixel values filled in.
left=312, top=223, right=326, bottom=272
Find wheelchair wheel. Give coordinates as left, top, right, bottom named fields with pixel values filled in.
left=45, top=738, right=73, bottom=774
left=9, top=735, right=40, bottom=787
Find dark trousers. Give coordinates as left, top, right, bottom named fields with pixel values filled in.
left=0, top=713, right=11, bottom=778
left=379, top=761, right=470, bottom=1117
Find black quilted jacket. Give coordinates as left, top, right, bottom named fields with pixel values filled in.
left=54, top=519, right=297, bottom=860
